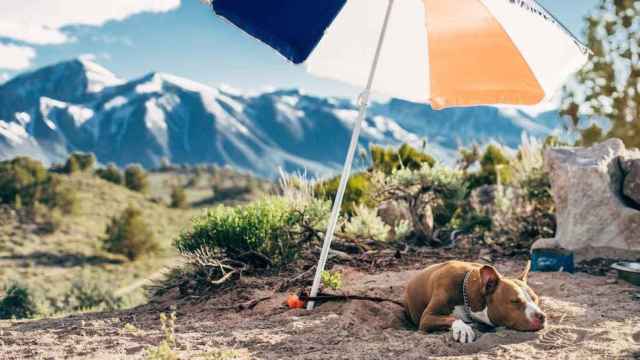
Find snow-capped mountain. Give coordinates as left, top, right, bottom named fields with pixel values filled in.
left=0, top=59, right=566, bottom=178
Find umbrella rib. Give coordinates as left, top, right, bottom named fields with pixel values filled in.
left=307, top=0, right=396, bottom=310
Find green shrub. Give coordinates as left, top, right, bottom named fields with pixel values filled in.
left=316, top=172, right=373, bottom=215
left=46, top=178, right=79, bottom=215
left=479, top=144, right=512, bottom=185
left=125, top=164, right=149, bottom=193
left=63, top=155, right=80, bottom=174
left=103, top=206, right=159, bottom=260
left=467, top=145, right=513, bottom=189
left=0, top=284, right=39, bottom=319
left=63, top=152, right=96, bottom=174
left=371, top=143, right=436, bottom=175
left=34, top=206, right=64, bottom=234
left=170, top=186, right=188, bottom=209
left=96, top=163, right=124, bottom=185
left=13, top=194, right=22, bottom=210
left=321, top=271, right=343, bottom=290
left=60, top=278, right=124, bottom=312
left=175, top=197, right=305, bottom=267
left=462, top=138, right=555, bottom=251
left=374, top=165, right=468, bottom=242
left=0, top=157, right=49, bottom=206
left=521, top=168, right=552, bottom=203
left=450, top=207, right=492, bottom=233
left=423, top=166, right=468, bottom=228
left=393, top=219, right=412, bottom=241
left=0, top=157, right=77, bottom=220
left=343, top=204, right=390, bottom=241
left=457, top=145, right=480, bottom=171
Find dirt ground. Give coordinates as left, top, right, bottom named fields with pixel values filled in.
left=1, top=258, right=639, bottom=360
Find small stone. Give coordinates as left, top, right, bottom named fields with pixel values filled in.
left=377, top=200, right=412, bottom=239
left=377, top=200, right=411, bottom=227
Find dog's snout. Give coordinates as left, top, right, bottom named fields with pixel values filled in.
left=531, top=312, right=546, bottom=330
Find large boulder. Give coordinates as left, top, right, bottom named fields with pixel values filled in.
left=533, top=139, right=640, bottom=260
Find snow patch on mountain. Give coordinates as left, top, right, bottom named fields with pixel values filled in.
left=79, top=58, right=123, bottom=92
left=104, top=96, right=129, bottom=110
left=0, top=120, right=29, bottom=145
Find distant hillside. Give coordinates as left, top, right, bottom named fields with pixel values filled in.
left=0, top=172, right=199, bottom=311
left=0, top=59, right=567, bottom=178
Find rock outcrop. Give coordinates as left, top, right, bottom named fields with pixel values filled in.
left=622, top=159, right=640, bottom=208
left=532, top=139, right=640, bottom=260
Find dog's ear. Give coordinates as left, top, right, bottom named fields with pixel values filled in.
left=480, top=265, right=500, bottom=295
left=518, top=261, right=531, bottom=283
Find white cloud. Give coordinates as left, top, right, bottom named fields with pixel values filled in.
left=0, top=0, right=181, bottom=45
left=0, top=22, right=68, bottom=45
left=0, top=44, right=36, bottom=70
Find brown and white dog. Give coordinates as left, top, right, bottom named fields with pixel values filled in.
left=404, top=261, right=545, bottom=343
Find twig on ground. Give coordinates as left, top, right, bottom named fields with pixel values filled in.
left=210, top=270, right=238, bottom=285
left=278, top=265, right=316, bottom=291
left=210, top=295, right=274, bottom=312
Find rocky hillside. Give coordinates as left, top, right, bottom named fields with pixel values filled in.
left=0, top=59, right=567, bottom=178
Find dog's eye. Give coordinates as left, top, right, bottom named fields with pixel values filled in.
left=511, top=299, right=520, bottom=304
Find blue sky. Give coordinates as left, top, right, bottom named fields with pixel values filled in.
left=0, top=0, right=599, bottom=98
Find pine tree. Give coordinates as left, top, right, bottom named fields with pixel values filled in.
left=561, top=0, right=640, bottom=148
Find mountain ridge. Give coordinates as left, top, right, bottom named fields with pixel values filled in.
left=0, top=59, right=566, bottom=178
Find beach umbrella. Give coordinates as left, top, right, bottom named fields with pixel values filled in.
left=207, top=0, right=589, bottom=309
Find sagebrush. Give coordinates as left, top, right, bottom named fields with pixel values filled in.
left=103, top=206, right=159, bottom=260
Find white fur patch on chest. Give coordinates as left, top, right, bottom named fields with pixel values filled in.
left=452, top=306, right=471, bottom=322
left=470, top=307, right=493, bottom=326
left=452, top=305, right=493, bottom=326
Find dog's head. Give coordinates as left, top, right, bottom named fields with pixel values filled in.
left=475, top=262, right=546, bottom=331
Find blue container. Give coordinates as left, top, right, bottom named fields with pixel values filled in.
left=531, top=248, right=574, bottom=273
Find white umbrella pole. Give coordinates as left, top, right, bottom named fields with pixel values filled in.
left=307, top=0, right=395, bottom=310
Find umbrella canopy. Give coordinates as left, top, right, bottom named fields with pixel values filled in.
left=212, top=0, right=588, bottom=109
left=209, top=0, right=589, bottom=310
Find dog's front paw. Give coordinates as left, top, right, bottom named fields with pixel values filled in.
left=452, top=319, right=476, bottom=343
